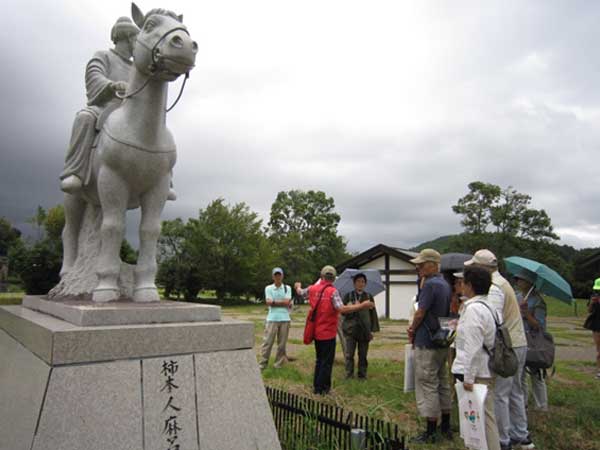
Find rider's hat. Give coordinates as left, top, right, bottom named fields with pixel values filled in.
left=111, top=17, right=140, bottom=43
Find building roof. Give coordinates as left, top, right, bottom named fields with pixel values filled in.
left=336, top=244, right=418, bottom=272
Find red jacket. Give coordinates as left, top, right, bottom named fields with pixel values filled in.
left=309, top=282, right=339, bottom=340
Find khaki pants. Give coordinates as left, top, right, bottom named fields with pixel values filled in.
left=414, top=347, right=452, bottom=418
left=476, top=377, right=501, bottom=450
left=337, top=317, right=347, bottom=355
left=344, top=334, right=369, bottom=378
left=259, top=321, right=290, bottom=369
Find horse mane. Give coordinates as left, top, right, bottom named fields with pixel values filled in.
left=143, top=8, right=182, bottom=24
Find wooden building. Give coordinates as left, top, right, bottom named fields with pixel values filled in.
left=336, top=244, right=418, bottom=320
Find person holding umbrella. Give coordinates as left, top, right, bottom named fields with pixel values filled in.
left=514, top=270, right=548, bottom=412
left=340, top=273, right=380, bottom=379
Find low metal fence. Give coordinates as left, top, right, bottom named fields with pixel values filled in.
left=266, top=386, right=408, bottom=450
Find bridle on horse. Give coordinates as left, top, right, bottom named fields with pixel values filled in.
left=116, top=26, right=193, bottom=112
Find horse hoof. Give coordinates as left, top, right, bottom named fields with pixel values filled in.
left=92, top=289, right=119, bottom=303
left=133, top=287, right=160, bottom=303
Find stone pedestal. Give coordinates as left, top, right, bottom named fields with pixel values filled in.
left=0, top=304, right=281, bottom=450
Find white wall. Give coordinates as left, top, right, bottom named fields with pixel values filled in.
left=355, top=254, right=417, bottom=320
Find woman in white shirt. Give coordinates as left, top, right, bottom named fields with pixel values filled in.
left=452, top=266, right=501, bottom=450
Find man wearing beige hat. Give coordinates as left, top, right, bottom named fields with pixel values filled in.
left=407, top=249, right=452, bottom=443
left=464, top=250, right=534, bottom=450
left=296, top=266, right=374, bottom=394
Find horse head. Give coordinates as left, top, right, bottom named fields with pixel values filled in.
left=131, top=3, right=197, bottom=81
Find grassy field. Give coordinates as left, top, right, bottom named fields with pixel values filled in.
left=0, top=292, right=22, bottom=305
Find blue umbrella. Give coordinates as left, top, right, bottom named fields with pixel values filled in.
left=334, top=268, right=386, bottom=299
left=504, top=256, right=573, bottom=304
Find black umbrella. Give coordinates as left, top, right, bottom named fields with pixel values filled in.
left=440, top=253, right=473, bottom=272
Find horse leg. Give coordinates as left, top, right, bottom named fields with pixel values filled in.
left=92, top=167, right=128, bottom=303
left=60, top=193, right=86, bottom=277
left=133, top=176, right=170, bottom=302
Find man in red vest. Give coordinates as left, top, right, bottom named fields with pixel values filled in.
left=296, top=265, right=374, bottom=394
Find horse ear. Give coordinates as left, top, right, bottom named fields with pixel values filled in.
left=131, top=3, right=145, bottom=29
left=178, top=14, right=183, bottom=22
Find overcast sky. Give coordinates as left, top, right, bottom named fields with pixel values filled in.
left=1, top=0, right=599, bottom=252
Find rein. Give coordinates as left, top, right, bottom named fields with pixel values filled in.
left=116, top=26, right=192, bottom=112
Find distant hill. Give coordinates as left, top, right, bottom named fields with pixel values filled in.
left=410, top=235, right=456, bottom=253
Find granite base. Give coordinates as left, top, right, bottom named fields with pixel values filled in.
left=22, top=295, right=221, bottom=326
left=0, top=306, right=280, bottom=450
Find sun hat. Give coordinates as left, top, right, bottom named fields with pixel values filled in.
left=463, top=249, right=498, bottom=267
left=410, top=249, right=441, bottom=264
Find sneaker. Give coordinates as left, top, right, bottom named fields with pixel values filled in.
left=410, top=431, right=437, bottom=444
left=519, top=437, right=535, bottom=449
left=595, top=371, right=600, bottom=379
left=511, top=437, right=535, bottom=449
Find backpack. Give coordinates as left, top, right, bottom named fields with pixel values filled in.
left=474, top=301, right=519, bottom=378
left=525, top=329, right=555, bottom=370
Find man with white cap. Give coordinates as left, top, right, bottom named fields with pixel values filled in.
left=259, top=267, right=292, bottom=370
left=407, top=249, right=453, bottom=443
left=464, top=250, right=534, bottom=450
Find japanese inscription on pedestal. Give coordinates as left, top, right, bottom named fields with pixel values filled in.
left=161, top=360, right=182, bottom=450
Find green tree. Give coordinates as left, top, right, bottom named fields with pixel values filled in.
left=268, top=190, right=349, bottom=285
left=9, top=206, right=63, bottom=294
left=520, top=209, right=559, bottom=241
left=0, top=217, right=21, bottom=255
left=490, top=186, right=530, bottom=236
left=120, top=239, right=138, bottom=264
left=453, top=181, right=558, bottom=241
left=157, top=218, right=198, bottom=299
left=27, top=205, right=47, bottom=240
left=9, top=235, right=62, bottom=295
left=189, top=199, right=274, bottom=300
left=451, top=182, right=501, bottom=234
left=44, top=205, right=65, bottom=241
left=157, top=200, right=276, bottom=301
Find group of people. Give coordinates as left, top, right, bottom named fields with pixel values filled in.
left=408, top=248, right=546, bottom=450
left=258, top=265, right=379, bottom=395
left=257, top=248, right=596, bottom=450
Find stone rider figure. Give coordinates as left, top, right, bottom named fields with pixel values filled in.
left=60, top=17, right=138, bottom=194
left=59, top=17, right=177, bottom=200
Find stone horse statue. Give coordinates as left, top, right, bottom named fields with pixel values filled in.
left=55, top=4, right=197, bottom=303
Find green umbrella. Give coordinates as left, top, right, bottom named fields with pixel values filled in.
left=504, top=256, right=573, bottom=304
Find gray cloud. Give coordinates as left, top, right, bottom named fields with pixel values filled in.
left=1, top=0, right=600, bottom=254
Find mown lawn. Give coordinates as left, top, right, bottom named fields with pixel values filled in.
left=0, top=292, right=22, bottom=305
